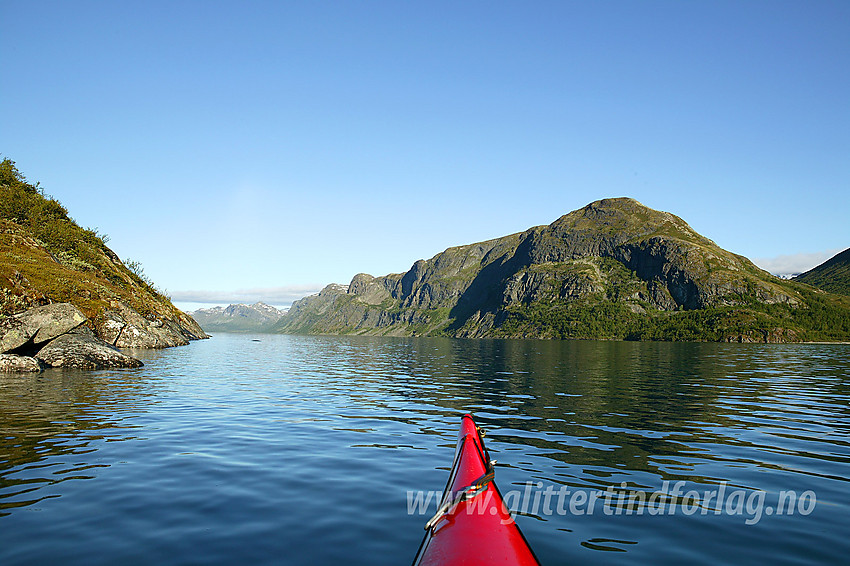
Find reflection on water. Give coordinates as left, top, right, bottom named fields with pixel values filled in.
left=1, top=335, right=848, bottom=565
left=0, top=368, right=162, bottom=516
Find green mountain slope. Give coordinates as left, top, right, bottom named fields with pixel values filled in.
left=1, top=158, right=206, bottom=347
left=794, top=248, right=850, bottom=296
left=273, top=198, right=850, bottom=342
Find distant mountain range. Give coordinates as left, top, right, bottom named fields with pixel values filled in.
left=191, top=302, right=285, bottom=333
left=273, top=198, right=850, bottom=342
left=794, top=248, right=850, bottom=296
left=4, top=155, right=847, bottom=345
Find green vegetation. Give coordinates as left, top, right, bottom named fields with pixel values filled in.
left=498, top=300, right=638, bottom=340
left=0, top=287, right=27, bottom=318
left=794, top=248, right=850, bottom=296
left=263, top=196, right=850, bottom=344
left=0, top=158, right=109, bottom=264
left=498, top=283, right=850, bottom=342
left=0, top=157, right=179, bottom=323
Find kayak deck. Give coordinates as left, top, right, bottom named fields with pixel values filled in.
left=413, top=414, right=540, bottom=566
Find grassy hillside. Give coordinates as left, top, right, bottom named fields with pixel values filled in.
left=0, top=158, right=204, bottom=343
left=498, top=280, right=850, bottom=342
left=794, top=248, right=850, bottom=296
left=274, top=199, right=850, bottom=343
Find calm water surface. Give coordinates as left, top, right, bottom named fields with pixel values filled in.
left=1, top=335, right=848, bottom=565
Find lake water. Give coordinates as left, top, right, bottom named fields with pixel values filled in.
left=1, top=334, right=848, bottom=565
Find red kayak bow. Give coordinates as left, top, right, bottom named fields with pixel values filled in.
left=413, top=414, right=541, bottom=566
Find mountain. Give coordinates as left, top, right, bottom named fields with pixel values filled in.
left=191, top=302, right=285, bottom=333
left=0, top=158, right=207, bottom=348
left=793, top=248, right=850, bottom=296
left=272, top=198, right=850, bottom=342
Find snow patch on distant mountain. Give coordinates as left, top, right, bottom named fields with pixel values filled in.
left=191, top=302, right=285, bottom=333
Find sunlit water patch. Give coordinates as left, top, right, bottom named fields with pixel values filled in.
left=1, top=335, right=848, bottom=565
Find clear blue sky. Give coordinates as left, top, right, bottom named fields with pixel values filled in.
left=2, top=1, right=848, bottom=309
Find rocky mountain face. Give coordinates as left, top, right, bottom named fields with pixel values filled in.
left=1, top=158, right=207, bottom=372
left=794, top=248, right=850, bottom=296
left=273, top=198, right=850, bottom=342
left=191, top=302, right=285, bottom=333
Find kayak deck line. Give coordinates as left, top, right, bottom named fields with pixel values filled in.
left=413, top=414, right=541, bottom=566
left=423, top=450, right=495, bottom=532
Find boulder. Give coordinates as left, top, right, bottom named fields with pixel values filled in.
left=36, top=327, right=143, bottom=370
left=28, top=303, right=88, bottom=344
left=0, top=353, right=43, bottom=372
left=0, top=318, right=36, bottom=353
left=0, top=304, right=88, bottom=354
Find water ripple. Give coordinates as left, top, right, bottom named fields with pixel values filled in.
left=1, top=336, right=848, bottom=565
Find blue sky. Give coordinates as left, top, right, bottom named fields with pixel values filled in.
left=2, top=1, right=848, bottom=310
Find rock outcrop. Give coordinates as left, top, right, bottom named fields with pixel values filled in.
left=0, top=353, right=43, bottom=372
left=97, top=303, right=206, bottom=348
left=0, top=302, right=144, bottom=371
left=0, top=317, right=32, bottom=353
left=272, top=198, right=850, bottom=342
left=36, top=327, right=143, bottom=370
left=0, top=303, right=88, bottom=352
left=1, top=303, right=87, bottom=352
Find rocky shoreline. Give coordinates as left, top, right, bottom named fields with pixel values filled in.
left=0, top=302, right=206, bottom=372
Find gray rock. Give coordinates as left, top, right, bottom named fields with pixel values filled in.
left=0, top=318, right=36, bottom=353
left=95, top=304, right=196, bottom=348
left=97, top=309, right=127, bottom=345
left=14, top=303, right=87, bottom=347
left=28, top=303, right=88, bottom=344
left=36, top=327, right=143, bottom=370
left=1, top=303, right=88, bottom=354
left=0, top=353, right=43, bottom=372
left=347, top=274, right=392, bottom=305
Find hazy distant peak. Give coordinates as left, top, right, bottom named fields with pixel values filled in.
left=191, top=302, right=285, bottom=333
